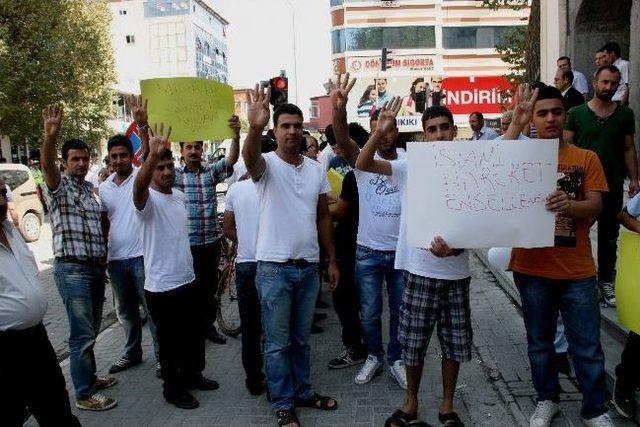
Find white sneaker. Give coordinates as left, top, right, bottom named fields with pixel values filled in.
left=388, top=359, right=407, bottom=389
left=354, top=355, right=382, bottom=385
left=529, top=400, right=560, bottom=427
left=582, top=413, right=614, bottom=427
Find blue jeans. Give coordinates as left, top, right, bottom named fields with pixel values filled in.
left=108, top=256, right=158, bottom=361
left=355, top=245, right=404, bottom=364
left=53, top=260, right=106, bottom=399
left=514, top=273, right=607, bottom=419
left=256, top=261, right=319, bottom=411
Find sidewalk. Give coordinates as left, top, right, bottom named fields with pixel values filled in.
left=27, top=255, right=634, bottom=426
left=29, top=257, right=521, bottom=427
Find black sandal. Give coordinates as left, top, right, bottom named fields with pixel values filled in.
left=384, top=409, right=432, bottom=427
left=438, top=412, right=464, bottom=426
left=276, top=409, right=299, bottom=426
left=294, top=393, right=338, bottom=410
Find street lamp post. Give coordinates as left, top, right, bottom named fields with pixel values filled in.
left=283, top=0, right=299, bottom=104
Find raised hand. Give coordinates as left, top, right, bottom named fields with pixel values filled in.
left=42, top=105, right=63, bottom=141
left=127, top=95, right=148, bottom=126
left=228, top=115, right=241, bottom=139
left=148, top=123, right=172, bottom=156
left=246, top=83, right=271, bottom=131
left=512, top=84, right=539, bottom=129
left=330, top=73, right=356, bottom=111
left=375, top=96, right=402, bottom=137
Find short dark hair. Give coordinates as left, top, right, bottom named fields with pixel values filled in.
left=533, top=85, right=564, bottom=108
left=324, top=124, right=336, bottom=146
left=422, top=105, right=454, bottom=127
left=61, top=139, right=90, bottom=160
left=158, top=148, right=173, bottom=162
left=260, top=135, right=277, bottom=153
left=348, top=122, right=369, bottom=148
left=557, top=56, right=571, bottom=64
left=107, top=134, right=133, bottom=155
left=596, top=47, right=606, bottom=53
left=602, top=41, right=621, bottom=57
left=273, top=103, right=303, bottom=127
left=595, top=64, right=621, bottom=80
left=179, top=140, right=203, bottom=149
left=561, top=69, right=574, bottom=84
left=300, top=134, right=318, bottom=154
left=470, top=111, right=484, bottom=121
left=531, top=81, right=547, bottom=90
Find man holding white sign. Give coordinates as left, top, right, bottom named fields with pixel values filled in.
left=504, top=85, right=612, bottom=427
left=355, top=95, right=470, bottom=426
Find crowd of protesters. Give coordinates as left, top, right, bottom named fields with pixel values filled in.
left=0, top=39, right=638, bottom=427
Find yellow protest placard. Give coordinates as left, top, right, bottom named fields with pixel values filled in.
left=140, top=77, right=234, bottom=142
left=327, top=168, right=344, bottom=195
left=615, top=229, right=640, bottom=334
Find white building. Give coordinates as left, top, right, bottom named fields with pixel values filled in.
left=107, top=0, right=230, bottom=137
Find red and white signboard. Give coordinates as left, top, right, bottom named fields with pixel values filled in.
left=346, top=55, right=436, bottom=75
left=442, top=76, right=513, bottom=115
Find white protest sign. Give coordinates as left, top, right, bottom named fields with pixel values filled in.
left=407, top=138, right=558, bottom=248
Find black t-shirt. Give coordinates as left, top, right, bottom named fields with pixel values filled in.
left=335, top=170, right=358, bottom=259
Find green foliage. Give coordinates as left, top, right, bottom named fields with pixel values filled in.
left=0, top=0, right=116, bottom=149
left=495, top=26, right=528, bottom=84
left=481, top=0, right=528, bottom=9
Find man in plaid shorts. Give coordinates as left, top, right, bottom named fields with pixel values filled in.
left=356, top=99, right=471, bottom=427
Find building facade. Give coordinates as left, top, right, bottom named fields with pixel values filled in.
left=330, top=0, right=530, bottom=131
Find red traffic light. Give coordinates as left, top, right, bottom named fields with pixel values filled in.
left=272, top=77, right=287, bottom=89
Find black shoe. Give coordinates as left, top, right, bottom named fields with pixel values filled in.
left=613, top=376, right=637, bottom=419
left=187, top=375, right=219, bottom=391
left=311, top=324, right=324, bottom=334
left=154, top=362, right=162, bottom=379
left=108, top=356, right=142, bottom=374
left=328, top=348, right=366, bottom=369
left=205, top=328, right=227, bottom=344
left=245, top=378, right=264, bottom=396
left=164, top=390, right=199, bottom=409
left=555, top=352, right=572, bottom=376
left=316, top=300, right=329, bottom=309
left=314, top=312, right=328, bottom=322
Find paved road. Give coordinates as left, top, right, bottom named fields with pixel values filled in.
left=28, top=221, right=116, bottom=360
left=25, top=254, right=633, bottom=426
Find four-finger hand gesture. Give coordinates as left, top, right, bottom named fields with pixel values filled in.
left=228, top=115, right=241, bottom=139
left=42, top=105, right=63, bottom=140
left=246, top=83, right=271, bottom=131
left=148, top=123, right=172, bottom=156
left=128, top=95, right=149, bottom=127
left=513, top=84, right=539, bottom=129
left=375, top=96, right=402, bottom=137
left=330, top=73, right=356, bottom=111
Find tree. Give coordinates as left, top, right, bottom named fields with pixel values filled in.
left=482, top=0, right=540, bottom=84
left=0, top=0, right=116, bottom=151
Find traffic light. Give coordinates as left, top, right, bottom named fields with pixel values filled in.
left=269, top=76, right=288, bottom=107
left=381, top=47, right=393, bottom=71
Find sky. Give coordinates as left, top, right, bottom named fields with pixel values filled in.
left=213, top=0, right=333, bottom=118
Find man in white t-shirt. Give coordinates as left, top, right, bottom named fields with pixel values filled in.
left=329, top=74, right=407, bottom=389
left=356, top=97, right=472, bottom=427
left=557, top=56, right=589, bottom=98
left=242, top=86, right=339, bottom=427
left=133, top=127, right=218, bottom=410
left=602, top=42, right=630, bottom=104
left=100, top=135, right=158, bottom=375
left=223, top=174, right=263, bottom=396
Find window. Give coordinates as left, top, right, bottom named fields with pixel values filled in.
left=310, top=102, right=320, bottom=119
left=330, top=0, right=343, bottom=6
left=442, top=26, right=521, bottom=49
left=0, top=170, right=29, bottom=191
left=332, top=26, right=436, bottom=53
left=125, top=35, right=135, bottom=44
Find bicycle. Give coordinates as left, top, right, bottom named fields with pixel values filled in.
left=215, top=237, right=241, bottom=337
